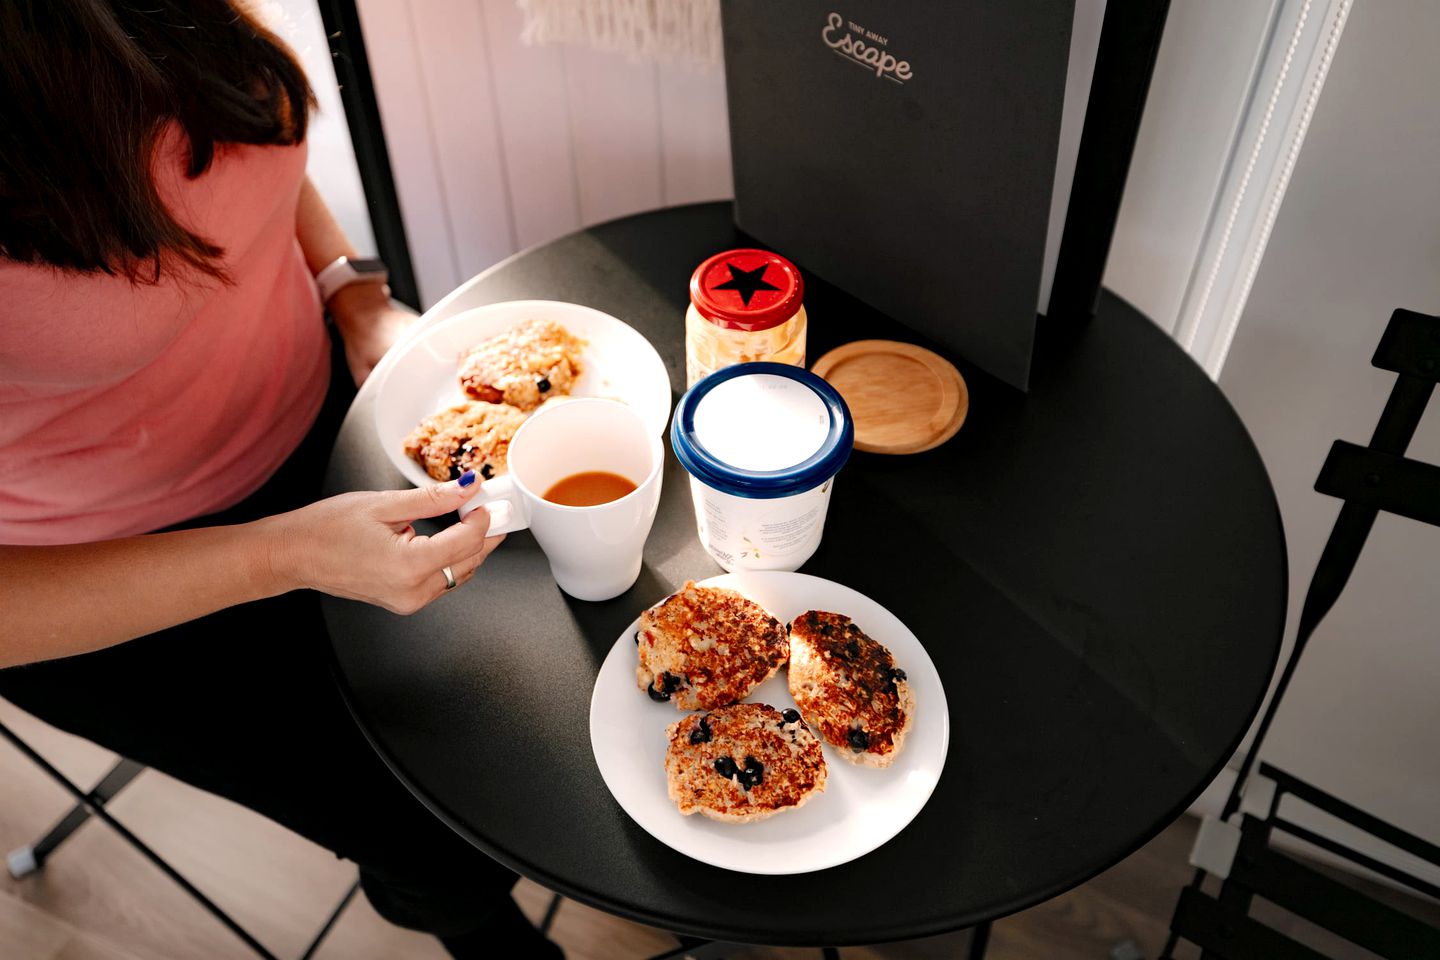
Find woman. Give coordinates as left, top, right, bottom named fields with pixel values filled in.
left=0, top=2, right=561, bottom=956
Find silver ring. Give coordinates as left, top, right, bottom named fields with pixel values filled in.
left=442, top=565, right=457, bottom=590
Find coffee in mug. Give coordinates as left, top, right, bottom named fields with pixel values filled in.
left=543, top=471, right=638, bottom=507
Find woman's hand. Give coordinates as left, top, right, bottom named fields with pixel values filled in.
left=328, top=281, right=418, bottom=387
left=264, top=473, right=503, bottom=614
left=0, top=474, right=501, bottom=668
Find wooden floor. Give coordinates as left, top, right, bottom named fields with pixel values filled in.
left=0, top=698, right=1423, bottom=960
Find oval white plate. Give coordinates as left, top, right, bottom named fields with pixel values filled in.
left=589, top=572, right=949, bottom=875
left=373, top=300, right=672, bottom=488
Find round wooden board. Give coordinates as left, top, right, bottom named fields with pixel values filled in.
left=811, top=340, right=969, bottom=454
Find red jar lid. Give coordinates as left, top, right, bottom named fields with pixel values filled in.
left=689, top=249, right=804, bottom=332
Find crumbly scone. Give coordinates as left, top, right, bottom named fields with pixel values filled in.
left=787, top=610, right=915, bottom=768
left=402, top=400, right=527, bottom=482
left=458, top=319, right=585, bottom=412
left=636, top=581, right=788, bottom=710
left=665, top=703, right=827, bottom=823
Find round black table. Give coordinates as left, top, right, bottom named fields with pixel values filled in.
left=322, top=202, right=1285, bottom=947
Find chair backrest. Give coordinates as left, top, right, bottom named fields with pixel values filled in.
left=1165, top=307, right=1440, bottom=960
left=1298, top=307, right=1440, bottom=648
left=1220, top=307, right=1440, bottom=824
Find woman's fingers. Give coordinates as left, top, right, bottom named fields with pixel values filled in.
left=291, top=483, right=505, bottom=616
left=407, top=533, right=504, bottom=612
left=373, top=473, right=479, bottom=523
left=409, top=504, right=495, bottom=569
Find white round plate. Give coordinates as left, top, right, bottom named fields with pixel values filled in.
left=589, top=572, right=949, bottom=875
left=373, top=300, right=672, bottom=487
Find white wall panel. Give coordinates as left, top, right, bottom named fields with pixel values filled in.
left=656, top=63, right=733, bottom=207
left=1103, top=0, right=1281, bottom=334
left=480, top=0, right=582, bottom=250
left=560, top=48, right=665, bottom=226
left=408, top=0, right=519, bottom=279
left=354, top=0, right=462, bottom=306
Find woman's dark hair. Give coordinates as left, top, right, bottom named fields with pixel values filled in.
left=0, top=1, right=315, bottom=281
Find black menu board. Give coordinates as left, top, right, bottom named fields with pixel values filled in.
left=721, top=2, right=1076, bottom=390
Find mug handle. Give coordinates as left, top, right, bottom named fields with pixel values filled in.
left=457, top=475, right=528, bottom=535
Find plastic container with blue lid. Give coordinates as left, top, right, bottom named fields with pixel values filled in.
left=671, top=362, right=853, bottom=571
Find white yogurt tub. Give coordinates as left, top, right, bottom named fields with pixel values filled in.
left=671, top=362, right=854, bottom=572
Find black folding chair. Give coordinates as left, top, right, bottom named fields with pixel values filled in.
left=2, top=714, right=360, bottom=960
left=1162, top=307, right=1440, bottom=959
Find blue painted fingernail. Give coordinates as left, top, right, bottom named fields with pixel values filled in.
left=458, top=470, right=476, bottom=488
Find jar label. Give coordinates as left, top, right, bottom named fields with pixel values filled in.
left=692, top=480, right=834, bottom=571
left=749, top=499, right=823, bottom=557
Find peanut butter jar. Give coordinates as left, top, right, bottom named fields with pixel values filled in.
left=685, top=249, right=807, bottom=388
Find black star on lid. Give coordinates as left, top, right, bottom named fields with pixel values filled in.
left=712, top=262, right=781, bottom=306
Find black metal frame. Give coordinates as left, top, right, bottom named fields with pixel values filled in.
left=1048, top=0, right=1173, bottom=321
left=1168, top=764, right=1440, bottom=960
left=630, top=925, right=988, bottom=959
left=1163, top=308, right=1440, bottom=959
left=315, top=0, right=420, bottom=311
left=483, top=890, right=993, bottom=959
left=1, top=719, right=358, bottom=960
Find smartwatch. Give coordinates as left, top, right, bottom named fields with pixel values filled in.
left=315, top=256, right=389, bottom=305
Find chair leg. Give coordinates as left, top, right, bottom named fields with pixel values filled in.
left=968, top=920, right=992, bottom=960
left=0, top=720, right=282, bottom=960
left=540, top=892, right=563, bottom=935
left=647, top=939, right=746, bottom=960
left=297, top=878, right=361, bottom=960
left=8, top=756, right=146, bottom=877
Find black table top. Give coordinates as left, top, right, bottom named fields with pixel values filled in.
left=322, top=202, right=1285, bottom=946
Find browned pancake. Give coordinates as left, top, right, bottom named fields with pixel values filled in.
left=401, top=400, right=527, bottom=482
left=665, top=703, right=827, bottom=822
left=636, top=581, right=788, bottom=710
left=787, top=610, right=915, bottom=768
left=457, top=319, right=585, bottom=412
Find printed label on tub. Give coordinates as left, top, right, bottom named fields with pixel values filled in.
left=690, top=478, right=834, bottom=572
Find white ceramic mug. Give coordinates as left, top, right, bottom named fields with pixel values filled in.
left=459, top=398, right=663, bottom=601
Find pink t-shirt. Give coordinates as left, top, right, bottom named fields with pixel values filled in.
left=0, top=129, right=330, bottom=545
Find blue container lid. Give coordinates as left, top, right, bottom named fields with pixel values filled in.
left=671, top=362, right=854, bottom=499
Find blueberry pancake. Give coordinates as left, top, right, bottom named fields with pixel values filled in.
left=787, top=610, right=915, bottom=768
left=402, top=400, right=526, bottom=482
left=458, top=319, right=585, bottom=412
left=636, top=581, right=788, bottom=710
left=665, top=703, right=827, bottom=823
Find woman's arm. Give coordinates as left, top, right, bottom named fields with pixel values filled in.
left=295, top=176, right=415, bottom=386
left=0, top=477, right=500, bottom=670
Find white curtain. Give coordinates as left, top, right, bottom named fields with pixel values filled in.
left=516, top=0, right=722, bottom=64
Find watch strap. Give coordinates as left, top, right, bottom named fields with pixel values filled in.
left=316, top=256, right=389, bottom=304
